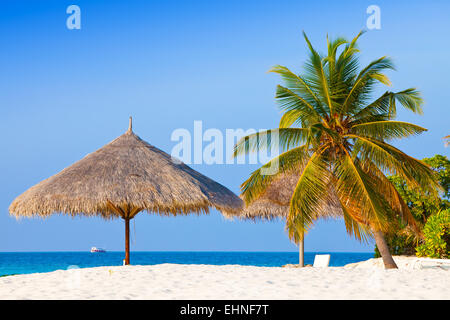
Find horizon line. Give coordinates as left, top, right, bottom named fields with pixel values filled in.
left=0, top=250, right=374, bottom=253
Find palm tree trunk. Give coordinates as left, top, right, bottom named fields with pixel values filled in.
left=373, top=230, right=397, bottom=269
left=124, top=218, right=130, bottom=265
left=299, top=238, right=304, bottom=267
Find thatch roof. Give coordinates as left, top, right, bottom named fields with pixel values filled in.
left=9, top=121, right=243, bottom=219
left=231, top=170, right=342, bottom=221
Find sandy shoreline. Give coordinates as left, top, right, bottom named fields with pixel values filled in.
left=0, top=257, right=448, bottom=300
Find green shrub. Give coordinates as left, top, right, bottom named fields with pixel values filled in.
left=416, top=209, right=450, bottom=259
left=374, top=155, right=450, bottom=257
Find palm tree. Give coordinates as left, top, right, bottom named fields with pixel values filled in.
left=233, top=31, right=440, bottom=269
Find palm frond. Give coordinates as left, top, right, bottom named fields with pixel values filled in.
left=352, top=89, right=423, bottom=121
left=334, top=150, right=392, bottom=231
left=325, top=35, right=348, bottom=86
left=363, top=160, right=418, bottom=232
left=351, top=91, right=391, bottom=121
left=279, top=109, right=303, bottom=128
left=340, top=197, right=373, bottom=243
left=388, top=88, right=423, bottom=117
left=269, top=65, right=327, bottom=117
left=275, top=85, right=324, bottom=125
left=240, top=145, right=310, bottom=204
left=302, top=31, right=335, bottom=115
left=351, top=121, right=427, bottom=140
left=286, top=148, right=331, bottom=241
left=342, top=30, right=365, bottom=59
left=348, top=134, right=440, bottom=194
left=341, top=56, right=395, bottom=115
left=335, top=31, right=364, bottom=83
left=233, top=128, right=309, bottom=157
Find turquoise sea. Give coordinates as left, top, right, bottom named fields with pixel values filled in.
left=0, top=252, right=373, bottom=276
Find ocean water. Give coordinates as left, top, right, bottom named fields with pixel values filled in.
left=0, top=251, right=373, bottom=276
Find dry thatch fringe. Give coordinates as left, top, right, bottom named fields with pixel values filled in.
left=9, top=127, right=243, bottom=219
left=225, top=169, right=342, bottom=222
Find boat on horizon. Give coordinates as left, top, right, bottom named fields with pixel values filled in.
left=90, top=247, right=106, bottom=253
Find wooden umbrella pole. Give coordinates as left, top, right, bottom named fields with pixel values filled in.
left=125, top=217, right=130, bottom=265
left=299, top=238, right=304, bottom=267
left=298, top=229, right=304, bottom=267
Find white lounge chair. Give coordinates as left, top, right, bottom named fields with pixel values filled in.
left=313, top=254, right=330, bottom=267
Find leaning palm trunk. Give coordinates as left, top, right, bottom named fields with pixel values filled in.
left=373, top=230, right=398, bottom=269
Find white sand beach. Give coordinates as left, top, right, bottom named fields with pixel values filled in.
left=0, top=257, right=448, bottom=300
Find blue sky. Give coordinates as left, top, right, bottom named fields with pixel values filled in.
left=1, top=0, right=449, bottom=252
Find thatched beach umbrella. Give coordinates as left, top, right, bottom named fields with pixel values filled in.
left=233, top=169, right=342, bottom=266
left=9, top=118, right=243, bottom=264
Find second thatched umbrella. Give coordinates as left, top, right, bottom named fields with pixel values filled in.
left=233, top=169, right=342, bottom=266
left=9, top=118, right=243, bottom=264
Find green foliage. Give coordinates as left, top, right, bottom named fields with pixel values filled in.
left=422, top=155, right=450, bottom=200
left=374, top=155, right=450, bottom=256
left=416, top=209, right=450, bottom=258
left=390, top=155, right=450, bottom=221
